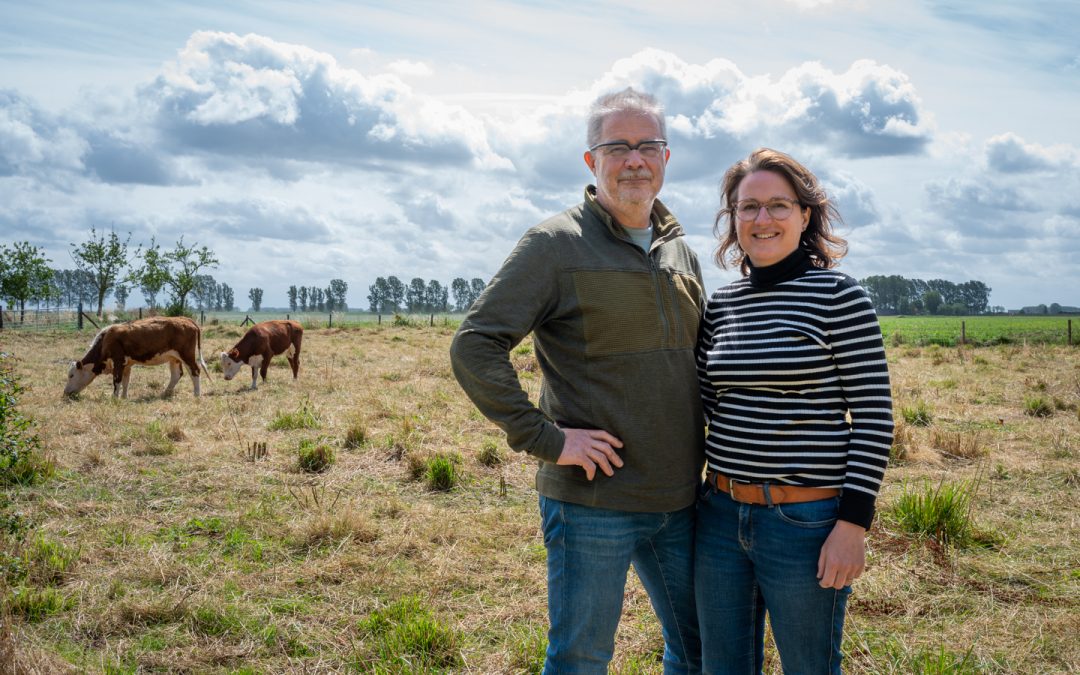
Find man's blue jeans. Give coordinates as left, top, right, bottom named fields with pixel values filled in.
left=695, top=486, right=850, bottom=674
left=539, top=495, right=701, bottom=675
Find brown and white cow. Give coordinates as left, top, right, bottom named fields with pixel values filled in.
left=220, top=320, right=303, bottom=390
left=65, top=316, right=210, bottom=398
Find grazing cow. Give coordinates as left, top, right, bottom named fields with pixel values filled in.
left=220, top=320, right=303, bottom=390
left=65, top=316, right=210, bottom=398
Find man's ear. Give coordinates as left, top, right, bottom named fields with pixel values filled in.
left=583, top=150, right=597, bottom=174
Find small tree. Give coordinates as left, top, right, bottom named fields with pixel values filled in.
left=329, top=278, right=348, bottom=311
left=451, top=277, right=470, bottom=312
left=129, top=237, right=171, bottom=310
left=386, top=276, right=405, bottom=312
left=163, top=237, right=219, bottom=313
left=469, top=277, right=486, bottom=306
left=70, top=227, right=131, bottom=317
left=113, top=283, right=129, bottom=311
left=249, top=287, right=263, bottom=312
left=368, top=277, right=389, bottom=313
left=0, top=242, right=53, bottom=321
left=298, top=287, right=309, bottom=312
left=407, top=277, right=427, bottom=312
left=288, top=285, right=298, bottom=312
left=221, top=284, right=235, bottom=311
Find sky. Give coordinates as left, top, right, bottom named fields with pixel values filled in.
left=2, top=0, right=1078, bottom=311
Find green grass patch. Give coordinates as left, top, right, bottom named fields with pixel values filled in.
left=901, top=400, right=934, bottom=426
left=477, top=439, right=504, bottom=467
left=892, top=479, right=977, bottom=548
left=1023, top=395, right=1054, bottom=418
left=297, top=439, right=335, bottom=473
left=269, top=399, right=321, bottom=431
left=354, top=595, right=462, bottom=671
left=507, top=623, right=546, bottom=674
left=425, top=453, right=462, bottom=491
left=8, top=585, right=71, bottom=622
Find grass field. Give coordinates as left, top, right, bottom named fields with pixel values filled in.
left=879, top=315, right=1077, bottom=347
left=1, top=325, right=1078, bottom=673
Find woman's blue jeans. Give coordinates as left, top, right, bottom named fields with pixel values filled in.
left=695, top=485, right=850, bottom=674
left=539, top=495, right=701, bottom=675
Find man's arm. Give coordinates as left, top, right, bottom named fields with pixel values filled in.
left=450, top=228, right=621, bottom=473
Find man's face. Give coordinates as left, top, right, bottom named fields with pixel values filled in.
left=584, top=111, right=668, bottom=216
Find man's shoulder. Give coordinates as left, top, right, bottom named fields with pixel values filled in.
left=530, top=202, right=589, bottom=236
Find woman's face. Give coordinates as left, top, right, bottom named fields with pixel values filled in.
left=734, top=170, right=810, bottom=268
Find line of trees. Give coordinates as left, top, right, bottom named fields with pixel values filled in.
left=860, top=275, right=994, bottom=315
left=0, top=232, right=223, bottom=319
left=287, top=280, right=349, bottom=312
left=367, top=276, right=486, bottom=314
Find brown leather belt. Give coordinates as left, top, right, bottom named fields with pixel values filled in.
left=706, top=471, right=839, bottom=505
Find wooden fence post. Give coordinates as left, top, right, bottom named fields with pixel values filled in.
left=329, top=312, right=333, bottom=328
left=960, top=321, right=966, bottom=346
left=378, top=314, right=381, bottom=325
left=139, top=307, right=143, bottom=319
left=0, top=305, right=4, bottom=331
left=430, top=313, right=434, bottom=326
left=1069, top=319, right=1073, bottom=346
left=78, top=302, right=83, bottom=330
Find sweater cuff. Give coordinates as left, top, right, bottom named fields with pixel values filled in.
left=839, top=491, right=876, bottom=530
left=528, top=423, right=566, bottom=464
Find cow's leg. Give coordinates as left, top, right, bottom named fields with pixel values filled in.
left=164, top=360, right=183, bottom=397
left=289, top=341, right=302, bottom=380
left=121, top=364, right=134, bottom=398
left=179, top=351, right=201, bottom=397
left=259, top=351, right=272, bottom=382
left=248, top=354, right=263, bottom=390
left=112, top=357, right=126, bottom=398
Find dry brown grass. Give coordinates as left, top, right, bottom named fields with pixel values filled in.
left=0, top=325, right=1077, bottom=672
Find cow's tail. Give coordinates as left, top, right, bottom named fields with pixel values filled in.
left=197, top=326, right=212, bottom=381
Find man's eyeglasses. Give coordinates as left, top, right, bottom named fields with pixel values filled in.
left=588, top=140, right=667, bottom=159
left=732, top=198, right=801, bottom=222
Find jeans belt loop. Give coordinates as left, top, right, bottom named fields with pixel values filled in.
left=762, top=482, right=774, bottom=507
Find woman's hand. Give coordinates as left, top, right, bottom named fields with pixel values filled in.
left=817, top=520, right=866, bottom=589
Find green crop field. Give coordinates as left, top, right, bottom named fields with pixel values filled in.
left=879, top=315, right=1077, bottom=347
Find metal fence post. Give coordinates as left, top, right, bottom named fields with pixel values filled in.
left=1069, top=319, right=1073, bottom=346
left=78, top=302, right=83, bottom=330
left=0, top=305, right=4, bottom=331
left=329, top=312, right=333, bottom=328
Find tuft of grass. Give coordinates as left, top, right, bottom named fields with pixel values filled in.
left=892, top=479, right=977, bottom=548
left=297, top=439, right=335, bottom=473
left=477, top=439, right=504, bottom=467
left=355, top=595, right=462, bottom=671
left=507, top=623, right=546, bottom=674
left=344, top=420, right=368, bottom=449
left=269, top=399, right=321, bottom=431
left=901, top=400, right=933, bottom=426
left=930, top=429, right=985, bottom=459
left=1022, top=395, right=1054, bottom=418
left=7, top=585, right=70, bottom=622
left=295, top=507, right=378, bottom=549
left=22, top=534, right=79, bottom=586
left=890, top=420, right=913, bottom=462
left=131, top=419, right=179, bottom=456
left=424, top=453, right=462, bottom=491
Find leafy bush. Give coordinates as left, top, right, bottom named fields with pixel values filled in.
left=297, top=439, right=335, bottom=473
left=0, top=353, right=53, bottom=486
left=892, top=479, right=976, bottom=548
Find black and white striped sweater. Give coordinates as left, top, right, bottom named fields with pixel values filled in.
left=697, top=250, right=894, bottom=528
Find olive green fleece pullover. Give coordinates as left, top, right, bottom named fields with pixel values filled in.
left=450, top=187, right=706, bottom=513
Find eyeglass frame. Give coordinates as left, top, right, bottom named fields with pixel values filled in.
left=730, top=198, right=803, bottom=222
left=587, top=139, right=668, bottom=157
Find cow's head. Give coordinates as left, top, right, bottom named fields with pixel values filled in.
left=220, top=350, right=244, bottom=380
left=64, top=361, right=98, bottom=396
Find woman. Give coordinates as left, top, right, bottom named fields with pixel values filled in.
left=695, top=148, right=893, bottom=673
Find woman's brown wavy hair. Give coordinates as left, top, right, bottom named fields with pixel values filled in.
left=714, top=147, right=847, bottom=274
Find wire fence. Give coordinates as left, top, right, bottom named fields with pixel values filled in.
left=0, top=305, right=462, bottom=333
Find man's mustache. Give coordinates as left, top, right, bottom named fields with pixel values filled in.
left=618, top=170, right=653, bottom=181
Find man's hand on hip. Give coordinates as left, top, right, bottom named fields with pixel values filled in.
left=557, top=428, right=624, bottom=480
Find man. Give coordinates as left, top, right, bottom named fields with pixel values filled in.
left=450, top=88, right=705, bottom=674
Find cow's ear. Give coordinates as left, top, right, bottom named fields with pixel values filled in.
left=229, top=349, right=240, bottom=359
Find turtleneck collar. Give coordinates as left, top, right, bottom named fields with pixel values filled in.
left=747, top=248, right=814, bottom=287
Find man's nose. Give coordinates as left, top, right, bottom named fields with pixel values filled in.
left=624, top=150, right=646, bottom=167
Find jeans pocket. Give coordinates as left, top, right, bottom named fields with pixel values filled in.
left=696, top=479, right=713, bottom=503
left=774, top=497, right=839, bottom=528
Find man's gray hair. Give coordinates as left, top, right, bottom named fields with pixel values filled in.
left=586, top=87, right=667, bottom=148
